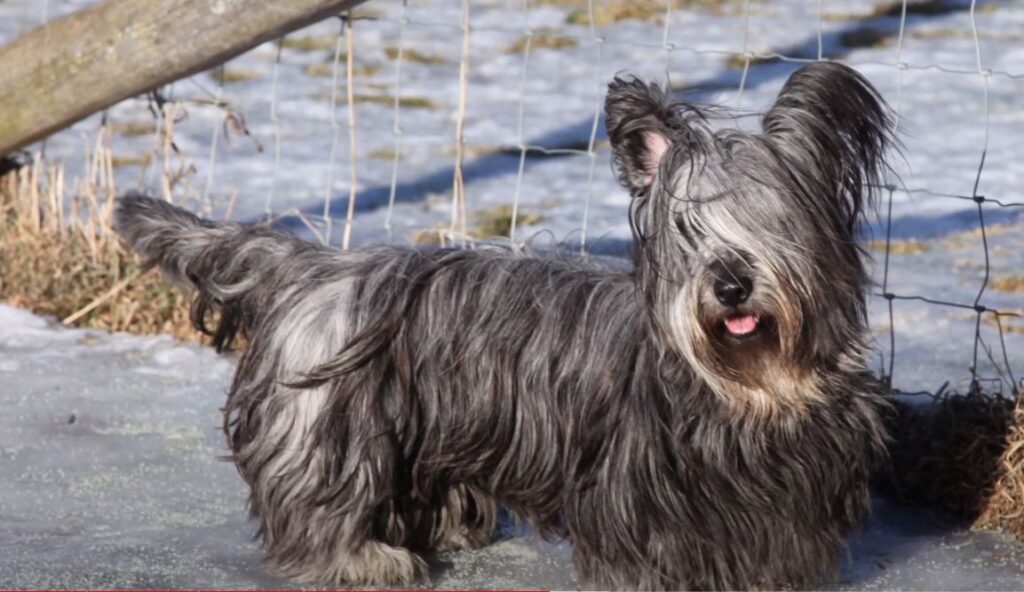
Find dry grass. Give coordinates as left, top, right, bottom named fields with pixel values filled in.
left=977, top=393, right=1024, bottom=539
left=537, top=0, right=747, bottom=24
left=472, top=204, right=544, bottom=239
left=278, top=11, right=383, bottom=53
left=369, top=148, right=400, bottom=161
left=882, top=391, right=1015, bottom=519
left=565, top=1, right=666, bottom=25
left=384, top=46, right=446, bottom=65
left=106, top=121, right=159, bottom=138
left=985, top=311, right=1024, bottom=335
left=942, top=222, right=1020, bottom=250
left=990, top=276, right=1024, bottom=294
left=724, top=53, right=780, bottom=70
left=360, top=94, right=438, bottom=109
left=881, top=382, right=1024, bottom=543
left=314, top=92, right=440, bottom=109
left=0, top=140, right=201, bottom=342
left=911, top=28, right=1023, bottom=42
left=304, top=61, right=382, bottom=79
left=208, top=67, right=261, bottom=85
left=823, top=0, right=964, bottom=21
left=281, top=34, right=339, bottom=53
left=506, top=29, right=579, bottom=54
left=863, top=238, right=931, bottom=255
left=110, top=154, right=154, bottom=169
left=411, top=205, right=545, bottom=245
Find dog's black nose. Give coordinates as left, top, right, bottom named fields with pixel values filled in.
left=713, top=277, right=753, bottom=307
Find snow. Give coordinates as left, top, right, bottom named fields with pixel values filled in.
left=1, top=0, right=1023, bottom=588
left=5, top=3, right=1019, bottom=366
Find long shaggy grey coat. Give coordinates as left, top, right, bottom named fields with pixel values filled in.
left=115, top=61, right=892, bottom=590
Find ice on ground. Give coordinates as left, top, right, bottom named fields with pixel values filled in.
left=1, top=306, right=1024, bottom=590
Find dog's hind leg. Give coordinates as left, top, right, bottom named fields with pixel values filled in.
left=251, top=417, right=429, bottom=586
left=266, top=504, right=428, bottom=586
left=429, top=484, right=497, bottom=552
left=224, top=279, right=428, bottom=586
left=246, top=405, right=429, bottom=586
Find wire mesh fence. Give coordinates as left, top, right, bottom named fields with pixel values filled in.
left=2, top=0, right=1022, bottom=398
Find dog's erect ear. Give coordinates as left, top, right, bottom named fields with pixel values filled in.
left=605, top=76, right=688, bottom=197
left=762, top=62, right=894, bottom=225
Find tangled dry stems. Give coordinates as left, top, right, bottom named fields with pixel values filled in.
left=976, top=390, right=1024, bottom=538
left=883, top=390, right=1015, bottom=519
left=883, top=381, right=1024, bottom=546
left=0, top=152, right=200, bottom=342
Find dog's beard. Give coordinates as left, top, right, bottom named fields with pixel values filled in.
left=668, top=275, right=824, bottom=420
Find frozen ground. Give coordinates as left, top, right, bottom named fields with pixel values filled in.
left=2, top=305, right=1024, bottom=590
left=1, top=0, right=1023, bottom=588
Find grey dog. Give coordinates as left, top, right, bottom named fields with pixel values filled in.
left=114, top=61, right=893, bottom=590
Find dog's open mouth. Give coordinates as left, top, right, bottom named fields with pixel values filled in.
left=724, top=313, right=760, bottom=337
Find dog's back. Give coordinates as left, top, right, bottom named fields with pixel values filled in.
left=114, top=194, right=636, bottom=355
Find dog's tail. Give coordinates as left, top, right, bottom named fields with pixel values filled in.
left=113, top=193, right=317, bottom=350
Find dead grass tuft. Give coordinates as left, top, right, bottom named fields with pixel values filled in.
left=990, top=276, right=1024, bottom=294
left=208, top=67, right=261, bottom=85
left=0, top=142, right=201, bottom=342
left=369, top=148, right=400, bottom=161
left=472, top=204, right=544, bottom=239
left=911, top=28, right=1023, bottom=42
left=537, top=0, right=747, bottom=25
left=304, top=61, right=382, bottom=79
left=883, top=390, right=1015, bottom=519
left=106, top=121, right=159, bottom=138
left=411, top=205, right=545, bottom=245
left=384, top=47, right=446, bottom=65
left=984, top=311, right=1024, bottom=335
left=110, top=154, right=154, bottom=169
left=976, top=392, right=1024, bottom=539
left=724, top=53, right=780, bottom=70
left=864, top=238, right=931, bottom=255
left=314, top=92, right=440, bottom=109
left=506, top=29, right=579, bottom=54
left=942, top=222, right=1019, bottom=250
left=281, top=35, right=338, bottom=53
left=564, top=1, right=665, bottom=25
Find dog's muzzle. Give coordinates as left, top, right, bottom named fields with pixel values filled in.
left=713, top=276, right=762, bottom=338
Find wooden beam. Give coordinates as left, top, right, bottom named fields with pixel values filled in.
left=0, top=0, right=368, bottom=156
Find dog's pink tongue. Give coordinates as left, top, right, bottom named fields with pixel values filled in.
left=725, top=314, right=758, bottom=336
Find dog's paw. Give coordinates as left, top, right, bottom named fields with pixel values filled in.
left=434, top=524, right=492, bottom=552
left=291, top=541, right=427, bottom=586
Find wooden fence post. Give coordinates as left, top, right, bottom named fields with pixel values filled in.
left=0, top=0, right=368, bottom=156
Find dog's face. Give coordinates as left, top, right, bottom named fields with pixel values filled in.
left=606, top=63, right=893, bottom=416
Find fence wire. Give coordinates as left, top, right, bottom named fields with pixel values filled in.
left=14, top=0, right=1024, bottom=399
